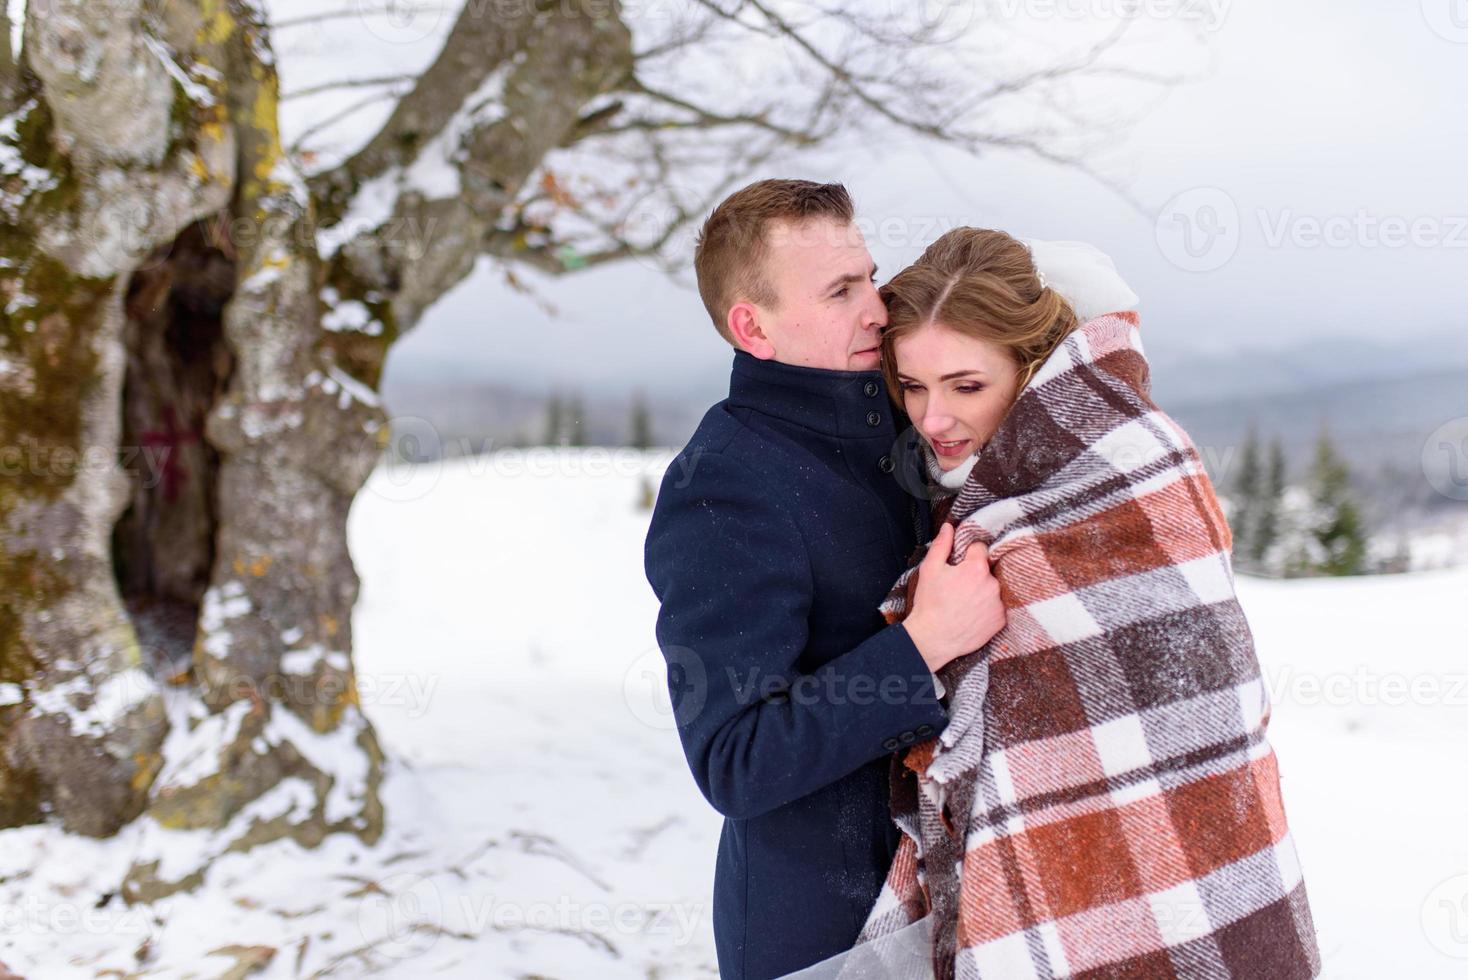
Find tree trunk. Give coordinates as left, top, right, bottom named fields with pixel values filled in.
left=1, top=0, right=387, bottom=898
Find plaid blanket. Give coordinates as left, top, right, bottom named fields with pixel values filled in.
left=852, top=312, right=1321, bottom=980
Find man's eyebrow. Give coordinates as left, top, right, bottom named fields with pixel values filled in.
left=895, top=369, right=988, bottom=382
left=820, top=263, right=878, bottom=294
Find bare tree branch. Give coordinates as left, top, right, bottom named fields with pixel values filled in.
left=287, top=89, right=407, bottom=155
left=736, top=0, right=970, bottom=142
left=617, top=76, right=822, bottom=145
left=935, top=18, right=1170, bottom=127
left=561, top=99, right=627, bottom=145
left=795, top=0, right=990, bottom=49
left=271, top=5, right=454, bottom=31
left=283, top=73, right=418, bottom=102
left=311, top=0, right=1189, bottom=334
left=680, top=0, right=781, bottom=39
left=487, top=126, right=788, bottom=281
left=323, top=5, right=634, bottom=336
left=632, top=14, right=719, bottom=61
left=669, top=0, right=1171, bottom=217
left=306, top=2, right=548, bottom=226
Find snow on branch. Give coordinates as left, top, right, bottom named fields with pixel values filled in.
left=295, top=0, right=1197, bottom=338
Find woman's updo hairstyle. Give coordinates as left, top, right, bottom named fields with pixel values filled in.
left=878, top=227, right=1078, bottom=400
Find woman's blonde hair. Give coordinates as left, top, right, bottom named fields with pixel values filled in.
left=879, top=227, right=1078, bottom=400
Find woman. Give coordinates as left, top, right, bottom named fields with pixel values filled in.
left=844, top=229, right=1322, bottom=979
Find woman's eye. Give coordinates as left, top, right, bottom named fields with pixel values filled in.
left=955, top=384, right=984, bottom=394
left=899, top=382, right=922, bottom=393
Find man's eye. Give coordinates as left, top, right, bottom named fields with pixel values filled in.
left=833, top=286, right=848, bottom=298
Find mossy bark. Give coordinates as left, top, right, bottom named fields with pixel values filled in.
left=113, top=3, right=390, bottom=896
left=0, top=0, right=387, bottom=857
left=3, top=0, right=633, bottom=901
left=1, top=69, right=177, bottom=836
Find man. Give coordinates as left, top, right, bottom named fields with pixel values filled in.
left=643, top=179, right=1006, bottom=979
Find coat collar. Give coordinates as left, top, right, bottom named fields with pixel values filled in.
left=727, top=348, right=895, bottom=440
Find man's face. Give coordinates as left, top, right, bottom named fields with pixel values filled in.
left=737, top=218, right=887, bottom=372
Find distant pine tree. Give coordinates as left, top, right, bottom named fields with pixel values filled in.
left=1230, top=423, right=1263, bottom=567
left=566, top=392, right=586, bottom=447
left=630, top=390, right=653, bottom=450
left=1307, top=428, right=1369, bottom=576
left=1266, top=484, right=1323, bottom=578
left=1251, top=437, right=1287, bottom=564
left=544, top=394, right=565, bottom=447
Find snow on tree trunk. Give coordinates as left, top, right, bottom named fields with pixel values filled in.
left=2, top=1, right=391, bottom=892
left=1, top=0, right=236, bottom=837
left=2, top=0, right=635, bottom=900
left=123, top=3, right=394, bottom=901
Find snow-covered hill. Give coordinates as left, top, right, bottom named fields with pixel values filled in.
left=1, top=453, right=1464, bottom=977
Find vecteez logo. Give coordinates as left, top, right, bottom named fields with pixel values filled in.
left=1154, top=187, right=1241, bottom=273
left=1421, top=0, right=1468, bottom=42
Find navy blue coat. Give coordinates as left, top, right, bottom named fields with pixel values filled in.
left=643, top=349, right=950, bottom=979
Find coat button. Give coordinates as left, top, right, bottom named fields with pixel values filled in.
left=916, top=724, right=933, bottom=737
left=866, top=411, right=882, bottom=427
left=899, top=730, right=916, bottom=745
left=863, top=380, right=880, bottom=397
left=882, top=737, right=900, bottom=752
left=878, top=455, right=894, bottom=473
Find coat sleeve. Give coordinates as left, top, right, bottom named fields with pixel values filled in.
left=643, top=450, right=950, bottom=821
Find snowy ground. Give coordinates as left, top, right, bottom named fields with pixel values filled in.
left=1, top=452, right=1465, bottom=977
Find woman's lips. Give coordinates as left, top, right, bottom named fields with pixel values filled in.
left=931, top=438, right=971, bottom=459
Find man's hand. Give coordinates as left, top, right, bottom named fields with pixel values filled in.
left=903, top=523, right=1006, bottom=672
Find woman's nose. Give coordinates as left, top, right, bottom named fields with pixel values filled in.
left=920, top=410, right=955, bottom=438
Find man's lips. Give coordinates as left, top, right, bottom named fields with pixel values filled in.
left=931, top=438, right=971, bottom=459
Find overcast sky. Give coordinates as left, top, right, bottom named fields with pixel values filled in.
left=269, top=0, right=1468, bottom=399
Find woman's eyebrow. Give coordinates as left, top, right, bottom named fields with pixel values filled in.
left=895, top=369, right=987, bottom=382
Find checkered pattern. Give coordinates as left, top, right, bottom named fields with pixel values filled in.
left=853, top=313, right=1321, bottom=980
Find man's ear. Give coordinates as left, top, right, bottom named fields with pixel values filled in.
left=727, top=301, right=776, bottom=360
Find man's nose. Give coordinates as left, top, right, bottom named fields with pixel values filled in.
left=864, top=282, right=887, bottom=329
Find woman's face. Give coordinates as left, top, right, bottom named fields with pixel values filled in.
left=890, top=321, right=1021, bottom=471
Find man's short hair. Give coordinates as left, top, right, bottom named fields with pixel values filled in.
left=693, top=179, right=856, bottom=344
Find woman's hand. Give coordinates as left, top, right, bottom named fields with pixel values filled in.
left=902, top=523, right=1006, bottom=672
